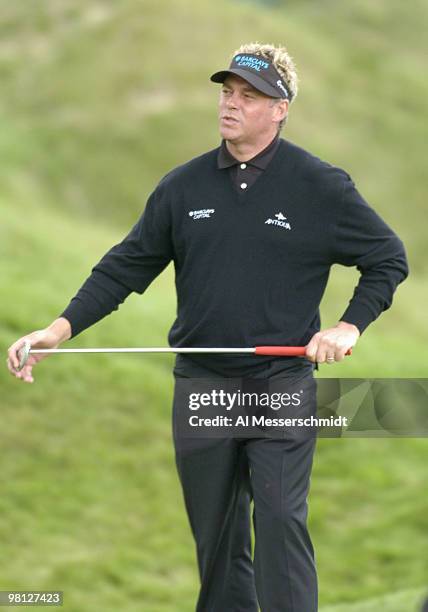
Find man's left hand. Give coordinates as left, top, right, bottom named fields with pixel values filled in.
left=305, top=321, right=360, bottom=364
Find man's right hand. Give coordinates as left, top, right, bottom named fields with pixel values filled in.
left=6, top=318, right=72, bottom=383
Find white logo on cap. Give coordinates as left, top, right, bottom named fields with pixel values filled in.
left=276, top=79, right=288, bottom=97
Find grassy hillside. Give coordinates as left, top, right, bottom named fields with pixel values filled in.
left=0, top=0, right=426, bottom=264
left=1, top=0, right=427, bottom=610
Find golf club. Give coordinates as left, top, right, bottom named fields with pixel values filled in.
left=16, top=340, right=352, bottom=371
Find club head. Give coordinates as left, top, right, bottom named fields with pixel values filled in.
left=17, top=340, right=31, bottom=372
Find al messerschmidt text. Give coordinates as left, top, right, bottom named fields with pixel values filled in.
left=188, top=415, right=348, bottom=427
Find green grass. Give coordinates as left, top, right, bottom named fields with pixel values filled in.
left=1, top=0, right=427, bottom=609
left=321, top=587, right=427, bottom=612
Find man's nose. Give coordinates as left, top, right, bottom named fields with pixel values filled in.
left=225, top=92, right=239, bottom=109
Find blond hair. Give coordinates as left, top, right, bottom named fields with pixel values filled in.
left=232, top=42, right=299, bottom=128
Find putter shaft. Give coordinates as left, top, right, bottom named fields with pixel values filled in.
left=29, top=347, right=255, bottom=354
left=17, top=342, right=352, bottom=371
left=17, top=342, right=320, bottom=371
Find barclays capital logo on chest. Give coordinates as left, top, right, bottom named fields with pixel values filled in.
left=188, top=208, right=215, bottom=220
left=265, top=212, right=292, bottom=230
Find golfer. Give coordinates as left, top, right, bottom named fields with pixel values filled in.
left=7, top=43, right=408, bottom=611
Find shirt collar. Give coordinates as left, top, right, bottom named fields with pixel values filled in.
left=217, top=134, right=280, bottom=170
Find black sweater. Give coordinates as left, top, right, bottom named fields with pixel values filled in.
left=60, top=138, right=408, bottom=374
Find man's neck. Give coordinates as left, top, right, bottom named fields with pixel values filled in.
left=225, top=132, right=278, bottom=162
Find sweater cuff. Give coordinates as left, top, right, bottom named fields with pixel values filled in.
left=339, top=301, right=376, bottom=335
left=59, top=301, right=87, bottom=339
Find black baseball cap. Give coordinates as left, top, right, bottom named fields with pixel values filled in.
left=210, top=53, right=290, bottom=100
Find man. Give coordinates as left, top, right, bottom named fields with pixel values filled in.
left=7, top=43, right=408, bottom=611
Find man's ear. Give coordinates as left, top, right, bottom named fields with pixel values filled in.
left=273, top=99, right=289, bottom=123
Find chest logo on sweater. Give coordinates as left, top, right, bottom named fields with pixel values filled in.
left=189, top=208, right=215, bottom=220
left=265, top=212, right=291, bottom=230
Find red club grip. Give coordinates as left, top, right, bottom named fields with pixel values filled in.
left=255, top=346, right=352, bottom=357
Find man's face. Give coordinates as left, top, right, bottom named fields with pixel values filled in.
left=218, top=74, right=287, bottom=145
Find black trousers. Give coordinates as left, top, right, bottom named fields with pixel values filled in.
left=172, top=367, right=318, bottom=612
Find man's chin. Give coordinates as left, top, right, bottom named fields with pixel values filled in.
left=220, top=129, right=241, bottom=143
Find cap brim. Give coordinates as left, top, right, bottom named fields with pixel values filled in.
left=210, top=68, right=280, bottom=98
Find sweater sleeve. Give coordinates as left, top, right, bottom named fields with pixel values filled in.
left=60, top=185, right=173, bottom=338
left=331, top=173, right=408, bottom=333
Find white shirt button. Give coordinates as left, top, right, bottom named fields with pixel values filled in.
left=240, top=163, right=247, bottom=170
left=240, top=182, right=248, bottom=190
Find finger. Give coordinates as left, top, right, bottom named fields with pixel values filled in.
left=325, top=352, right=336, bottom=364
left=315, top=338, right=330, bottom=363
left=316, top=347, right=328, bottom=363
left=20, top=363, right=34, bottom=382
left=305, top=336, right=320, bottom=362
left=7, top=358, right=20, bottom=377
left=335, top=345, right=348, bottom=361
left=7, top=344, right=21, bottom=371
left=8, top=339, right=29, bottom=371
left=305, top=348, right=317, bottom=363
left=17, top=369, right=34, bottom=383
left=6, top=356, right=33, bottom=382
left=332, top=337, right=351, bottom=361
left=317, top=335, right=339, bottom=363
